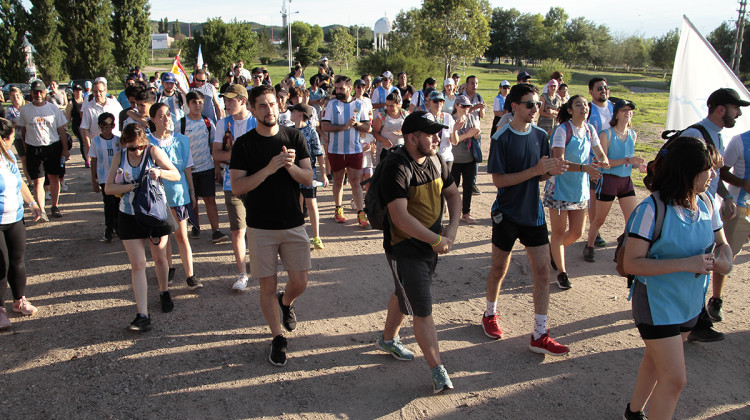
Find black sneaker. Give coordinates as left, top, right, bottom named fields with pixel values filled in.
left=128, top=314, right=152, bottom=332
left=103, top=228, right=114, bottom=243
left=687, top=327, right=725, bottom=342
left=583, top=246, right=595, bottom=262
left=190, top=226, right=200, bottom=239
left=594, top=233, right=606, bottom=247
left=167, top=267, right=175, bottom=285
left=472, top=185, right=481, bottom=195
left=557, top=272, right=572, bottom=290
left=269, top=335, right=287, bottom=366
left=211, top=230, right=229, bottom=243
left=707, top=297, right=724, bottom=322
left=623, top=403, right=647, bottom=420
left=278, top=292, right=297, bottom=332
left=50, top=205, right=63, bottom=218
left=160, top=291, right=174, bottom=313
left=186, top=275, right=203, bottom=290
left=550, top=250, right=557, bottom=271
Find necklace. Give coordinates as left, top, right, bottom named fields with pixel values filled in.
left=613, top=128, right=627, bottom=137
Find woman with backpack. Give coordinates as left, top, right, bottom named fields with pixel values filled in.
left=622, top=137, right=732, bottom=420
left=545, top=95, right=609, bottom=289
left=105, top=123, right=180, bottom=332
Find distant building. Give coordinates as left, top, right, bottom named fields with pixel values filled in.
left=151, top=33, right=173, bottom=50
left=373, top=16, right=391, bottom=51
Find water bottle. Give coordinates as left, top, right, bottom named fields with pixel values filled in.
left=60, top=157, right=66, bottom=168
left=313, top=180, right=325, bottom=188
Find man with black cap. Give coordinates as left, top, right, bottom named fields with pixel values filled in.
left=681, top=87, right=750, bottom=342
left=373, top=110, right=461, bottom=394
left=517, top=71, right=532, bottom=84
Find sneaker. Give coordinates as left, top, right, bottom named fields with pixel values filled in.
left=707, top=297, right=724, bottom=322
left=278, top=292, right=297, bottom=332
left=50, top=206, right=62, bottom=218
left=357, top=210, right=370, bottom=229
left=127, top=314, right=152, bottom=331
left=0, top=308, right=11, bottom=330
left=61, top=179, right=68, bottom=192
left=38, top=212, right=49, bottom=223
left=461, top=213, right=477, bottom=224
left=13, top=297, right=37, bottom=316
left=472, top=185, right=481, bottom=195
left=594, top=233, right=606, bottom=247
left=232, top=273, right=249, bottom=291
left=432, top=365, right=454, bottom=394
left=103, top=228, right=114, bottom=243
left=311, top=236, right=325, bottom=250
left=45, top=191, right=51, bottom=201
left=269, top=335, right=288, bottom=366
left=481, top=313, right=503, bottom=339
left=557, top=272, right=572, bottom=290
left=334, top=206, right=346, bottom=223
left=186, top=275, right=203, bottom=290
left=550, top=250, right=557, bottom=271
left=375, top=334, right=415, bottom=361
left=160, top=291, right=174, bottom=313
left=190, top=226, right=200, bottom=239
left=167, top=267, right=176, bottom=285
left=623, top=403, right=647, bottom=420
left=583, top=246, right=595, bottom=263
left=529, top=333, right=570, bottom=356
left=211, top=230, right=229, bottom=243
left=687, top=327, right=725, bottom=342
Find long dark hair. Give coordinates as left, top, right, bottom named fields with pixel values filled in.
left=0, top=118, right=14, bottom=161
left=647, top=136, right=718, bottom=209
left=557, top=95, right=585, bottom=124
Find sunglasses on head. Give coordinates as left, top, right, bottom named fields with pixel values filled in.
left=127, top=145, right=147, bottom=151
left=517, top=100, right=542, bottom=109
left=596, top=85, right=609, bottom=92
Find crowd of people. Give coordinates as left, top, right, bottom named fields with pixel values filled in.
left=0, top=58, right=746, bottom=414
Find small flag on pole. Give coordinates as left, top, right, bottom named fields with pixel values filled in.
left=170, top=49, right=191, bottom=90
left=196, top=45, right=204, bottom=69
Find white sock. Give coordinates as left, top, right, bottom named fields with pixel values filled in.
left=533, top=314, right=548, bottom=340
left=485, top=300, right=497, bottom=317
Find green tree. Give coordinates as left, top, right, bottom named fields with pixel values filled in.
left=650, top=28, right=679, bottom=72
left=173, top=20, right=181, bottom=36
left=163, top=18, right=168, bottom=34
left=708, top=21, right=735, bottom=66
left=0, top=0, right=30, bottom=82
left=486, top=8, right=520, bottom=63
left=330, top=27, right=354, bottom=72
left=561, top=17, right=611, bottom=66
left=514, top=13, right=546, bottom=63
left=112, top=0, right=151, bottom=78
left=157, top=18, right=164, bottom=33
left=622, top=36, right=648, bottom=69
left=293, top=45, right=318, bottom=68
left=189, top=19, right=258, bottom=75
left=28, top=0, right=65, bottom=82
left=540, top=7, right=568, bottom=60
left=256, top=27, right=276, bottom=65
left=282, top=21, right=324, bottom=52
left=56, top=0, right=115, bottom=79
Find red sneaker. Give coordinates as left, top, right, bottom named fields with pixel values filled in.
left=529, top=333, right=569, bottom=356
left=481, top=313, right=503, bottom=339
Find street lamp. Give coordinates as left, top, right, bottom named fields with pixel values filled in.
left=281, top=0, right=299, bottom=70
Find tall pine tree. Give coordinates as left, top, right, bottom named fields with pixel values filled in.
left=55, top=0, right=115, bottom=79
left=28, top=0, right=65, bottom=82
left=112, top=0, right=151, bottom=75
left=0, top=0, right=31, bottom=82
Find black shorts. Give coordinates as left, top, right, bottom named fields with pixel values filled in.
left=117, top=211, right=173, bottom=240
left=13, top=137, right=25, bottom=157
left=631, top=280, right=699, bottom=339
left=300, top=186, right=317, bottom=199
left=386, top=253, right=437, bottom=317
left=191, top=168, right=216, bottom=198
left=596, top=174, right=636, bottom=202
left=26, top=142, right=64, bottom=179
left=491, top=216, right=549, bottom=252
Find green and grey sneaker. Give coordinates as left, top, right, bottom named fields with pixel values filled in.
left=375, top=334, right=414, bottom=361
left=432, top=364, right=454, bottom=394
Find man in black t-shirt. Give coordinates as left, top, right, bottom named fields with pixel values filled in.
left=230, top=85, right=314, bottom=367
left=374, top=110, right=461, bottom=394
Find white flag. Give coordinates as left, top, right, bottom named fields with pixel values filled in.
left=196, top=45, right=204, bottom=69
left=667, top=15, right=750, bottom=139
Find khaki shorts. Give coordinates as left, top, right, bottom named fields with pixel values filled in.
left=247, top=225, right=311, bottom=278
left=723, top=206, right=750, bottom=257
left=224, top=190, right=246, bottom=231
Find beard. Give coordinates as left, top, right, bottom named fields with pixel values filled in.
left=259, top=115, right=277, bottom=128
left=336, top=92, right=347, bottom=101
left=723, top=112, right=737, bottom=128
left=417, top=141, right=438, bottom=157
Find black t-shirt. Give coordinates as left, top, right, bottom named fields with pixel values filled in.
left=381, top=149, right=453, bottom=257
left=230, top=125, right=311, bottom=230
left=397, top=84, right=415, bottom=108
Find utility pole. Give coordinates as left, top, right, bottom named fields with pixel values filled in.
left=731, top=0, right=747, bottom=73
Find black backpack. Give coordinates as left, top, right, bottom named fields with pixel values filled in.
left=158, top=91, right=184, bottom=109
left=362, top=145, right=440, bottom=231
left=642, top=124, right=714, bottom=190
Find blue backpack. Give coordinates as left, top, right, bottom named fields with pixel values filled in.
left=132, top=145, right=168, bottom=230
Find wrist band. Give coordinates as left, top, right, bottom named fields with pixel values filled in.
left=724, top=195, right=733, bottom=201
left=27, top=201, right=37, bottom=208
left=430, top=235, right=442, bottom=247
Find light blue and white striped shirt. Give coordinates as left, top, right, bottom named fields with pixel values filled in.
left=0, top=154, right=24, bottom=224
left=88, top=135, right=121, bottom=184
left=323, top=98, right=368, bottom=155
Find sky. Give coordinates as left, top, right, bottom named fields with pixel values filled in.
left=144, top=0, right=740, bottom=39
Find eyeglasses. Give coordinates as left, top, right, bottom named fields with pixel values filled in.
left=127, top=145, right=147, bottom=151
left=99, top=122, right=115, bottom=127
left=517, top=100, right=542, bottom=109
left=596, top=85, right=609, bottom=92
left=194, top=79, right=207, bottom=83
left=252, top=75, right=263, bottom=79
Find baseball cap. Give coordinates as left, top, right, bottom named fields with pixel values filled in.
left=454, top=95, right=472, bottom=107
left=72, top=83, right=83, bottom=91
left=401, top=110, right=448, bottom=135
left=353, top=79, right=366, bottom=87
left=517, top=71, right=531, bottom=82
left=220, top=84, right=248, bottom=99
left=429, top=90, right=445, bottom=101
left=85, top=81, right=92, bottom=89
left=321, top=56, right=329, bottom=61
left=500, top=80, right=511, bottom=87
left=373, top=77, right=383, bottom=84
left=613, top=99, right=636, bottom=113
left=30, top=80, right=46, bottom=92
left=707, top=88, right=750, bottom=107
left=161, top=72, right=176, bottom=83
left=225, top=71, right=233, bottom=77
left=275, top=83, right=289, bottom=96
left=382, top=71, right=394, bottom=80
left=291, top=103, right=313, bottom=120
left=443, top=78, right=455, bottom=86
left=94, top=76, right=107, bottom=86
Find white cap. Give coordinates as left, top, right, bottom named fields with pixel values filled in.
left=94, top=76, right=108, bottom=86
left=84, top=81, right=92, bottom=89
left=443, top=78, right=455, bottom=86
left=500, top=80, right=510, bottom=87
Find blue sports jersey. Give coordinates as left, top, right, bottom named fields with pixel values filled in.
left=0, top=154, right=25, bottom=224
left=89, top=135, right=121, bottom=184
left=148, top=133, right=194, bottom=207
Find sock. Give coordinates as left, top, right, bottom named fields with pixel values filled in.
left=533, top=314, right=548, bottom=340
left=139, top=313, right=149, bottom=318
left=485, top=300, right=497, bottom=317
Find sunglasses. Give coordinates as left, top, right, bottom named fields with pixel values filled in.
left=252, top=75, right=263, bottom=79
left=127, top=145, right=147, bottom=151
left=501, top=86, right=510, bottom=89
left=194, top=79, right=207, bottom=83
left=99, top=122, right=115, bottom=127
left=596, top=85, right=609, bottom=92
left=431, top=99, right=444, bottom=104
left=517, top=100, right=542, bottom=109
left=458, top=104, right=471, bottom=108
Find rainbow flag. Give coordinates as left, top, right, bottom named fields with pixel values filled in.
left=170, top=49, right=191, bottom=90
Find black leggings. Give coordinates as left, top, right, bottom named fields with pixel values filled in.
left=0, top=221, right=28, bottom=306
left=451, top=160, right=477, bottom=215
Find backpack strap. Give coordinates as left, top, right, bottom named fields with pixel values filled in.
left=135, top=145, right=152, bottom=183
left=179, top=116, right=186, bottom=135
left=563, top=121, right=573, bottom=146
left=698, top=192, right=714, bottom=216
left=649, top=191, right=667, bottom=248
left=688, top=123, right=715, bottom=148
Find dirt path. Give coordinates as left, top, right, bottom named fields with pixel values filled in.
left=1, top=117, right=749, bottom=419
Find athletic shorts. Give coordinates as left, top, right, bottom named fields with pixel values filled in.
left=117, top=211, right=173, bottom=240
left=224, top=190, right=246, bottom=231
left=13, top=137, right=25, bottom=157
left=631, top=280, right=699, bottom=339
left=26, top=142, right=64, bottom=179
left=246, top=225, right=311, bottom=278
left=172, top=204, right=190, bottom=221
left=192, top=168, right=216, bottom=198
left=328, top=152, right=364, bottom=172
left=386, top=252, right=438, bottom=317
left=300, top=186, right=317, bottom=199
left=596, top=174, right=636, bottom=202
left=589, top=178, right=598, bottom=191
left=491, top=215, right=549, bottom=252
left=723, top=205, right=750, bottom=256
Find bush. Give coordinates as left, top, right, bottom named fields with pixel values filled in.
left=356, top=47, right=440, bottom=87
left=535, top=59, right=574, bottom=87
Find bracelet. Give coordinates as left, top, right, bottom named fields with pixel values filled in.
left=27, top=201, right=37, bottom=208
left=580, top=164, right=586, bottom=172
left=724, top=195, right=733, bottom=201
left=430, top=235, right=442, bottom=247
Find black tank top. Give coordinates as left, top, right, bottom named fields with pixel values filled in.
left=71, top=99, right=82, bottom=127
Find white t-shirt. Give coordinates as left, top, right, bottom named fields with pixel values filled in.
left=81, top=97, right=123, bottom=139
left=17, top=102, right=68, bottom=146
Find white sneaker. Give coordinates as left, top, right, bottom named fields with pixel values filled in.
left=232, top=273, right=249, bottom=291
left=45, top=191, right=51, bottom=200
left=61, top=180, right=68, bottom=192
